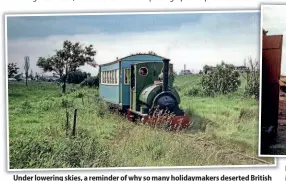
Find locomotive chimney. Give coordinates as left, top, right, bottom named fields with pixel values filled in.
left=162, top=58, right=170, bottom=92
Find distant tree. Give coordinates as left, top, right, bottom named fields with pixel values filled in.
left=67, top=70, right=88, bottom=84
left=37, top=40, right=96, bottom=93
left=35, top=72, right=39, bottom=81
left=243, top=56, right=260, bottom=99
left=203, top=65, right=211, bottom=74
left=30, top=70, right=34, bottom=80
left=38, top=74, right=47, bottom=81
left=8, top=63, right=19, bottom=78
left=199, top=70, right=203, bottom=75
left=24, top=56, right=30, bottom=86
left=14, top=73, right=23, bottom=82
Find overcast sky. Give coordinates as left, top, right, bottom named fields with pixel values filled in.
left=7, top=11, right=260, bottom=76
left=263, top=6, right=286, bottom=75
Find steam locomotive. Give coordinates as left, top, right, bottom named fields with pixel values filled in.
left=99, top=53, right=191, bottom=129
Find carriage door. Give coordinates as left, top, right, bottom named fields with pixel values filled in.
left=130, top=64, right=136, bottom=110
left=261, top=34, right=283, bottom=145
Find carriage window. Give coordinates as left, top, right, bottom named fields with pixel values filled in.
left=101, top=72, right=103, bottom=83
left=139, top=67, right=148, bottom=76
left=106, top=71, right=110, bottom=84
left=111, top=71, right=113, bottom=84
left=111, top=70, right=114, bottom=84
left=101, top=70, right=119, bottom=84
left=124, top=69, right=131, bottom=84
left=114, top=70, right=117, bottom=84
left=101, top=72, right=105, bottom=83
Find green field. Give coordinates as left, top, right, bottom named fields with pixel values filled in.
left=8, top=75, right=274, bottom=169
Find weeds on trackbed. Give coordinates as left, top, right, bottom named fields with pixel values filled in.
left=8, top=71, right=272, bottom=168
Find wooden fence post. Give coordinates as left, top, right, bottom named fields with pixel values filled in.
left=72, top=109, right=78, bottom=136
left=66, top=109, right=69, bottom=136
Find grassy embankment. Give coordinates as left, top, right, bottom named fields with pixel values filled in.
left=8, top=75, right=273, bottom=169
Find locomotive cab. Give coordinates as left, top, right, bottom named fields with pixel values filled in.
left=129, top=60, right=174, bottom=113
left=128, top=59, right=191, bottom=129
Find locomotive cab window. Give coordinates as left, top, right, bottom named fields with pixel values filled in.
left=139, top=67, right=148, bottom=76
left=124, top=68, right=131, bottom=84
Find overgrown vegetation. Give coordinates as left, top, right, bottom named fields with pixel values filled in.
left=80, top=76, right=99, bottom=88
left=187, top=59, right=259, bottom=100
left=201, top=62, right=241, bottom=96
left=8, top=73, right=273, bottom=168
left=188, top=62, right=241, bottom=97
left=243, top=57, right=260, bottom=99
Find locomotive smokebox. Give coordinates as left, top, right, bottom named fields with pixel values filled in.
left=162, top=58, right=170, bottom=92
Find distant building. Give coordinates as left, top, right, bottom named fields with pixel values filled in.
left=179, top=64, right=193, bottom=75
left=180, top=70, right=193, bottom=75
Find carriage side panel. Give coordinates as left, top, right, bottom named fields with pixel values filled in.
left=99, top=62, right=120, bottom=104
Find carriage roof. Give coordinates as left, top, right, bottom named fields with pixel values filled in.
left=99, top=53, right=168, bottom=67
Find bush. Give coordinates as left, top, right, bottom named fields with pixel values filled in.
left=244, top=76, right=259, bottom=99
left=80, top=76, right=99, bottom=88
left=243, top=57, right=260, bottom=100
left=187, top=85, right=203, bottom=96
left=200, top=62, right=241, bottom=96
left=67, top=70, right=90, bottom=84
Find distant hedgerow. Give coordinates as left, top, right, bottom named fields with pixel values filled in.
left=201, top=62, right=241, bottom=96
left=80, top=76, right=99, bottom=88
